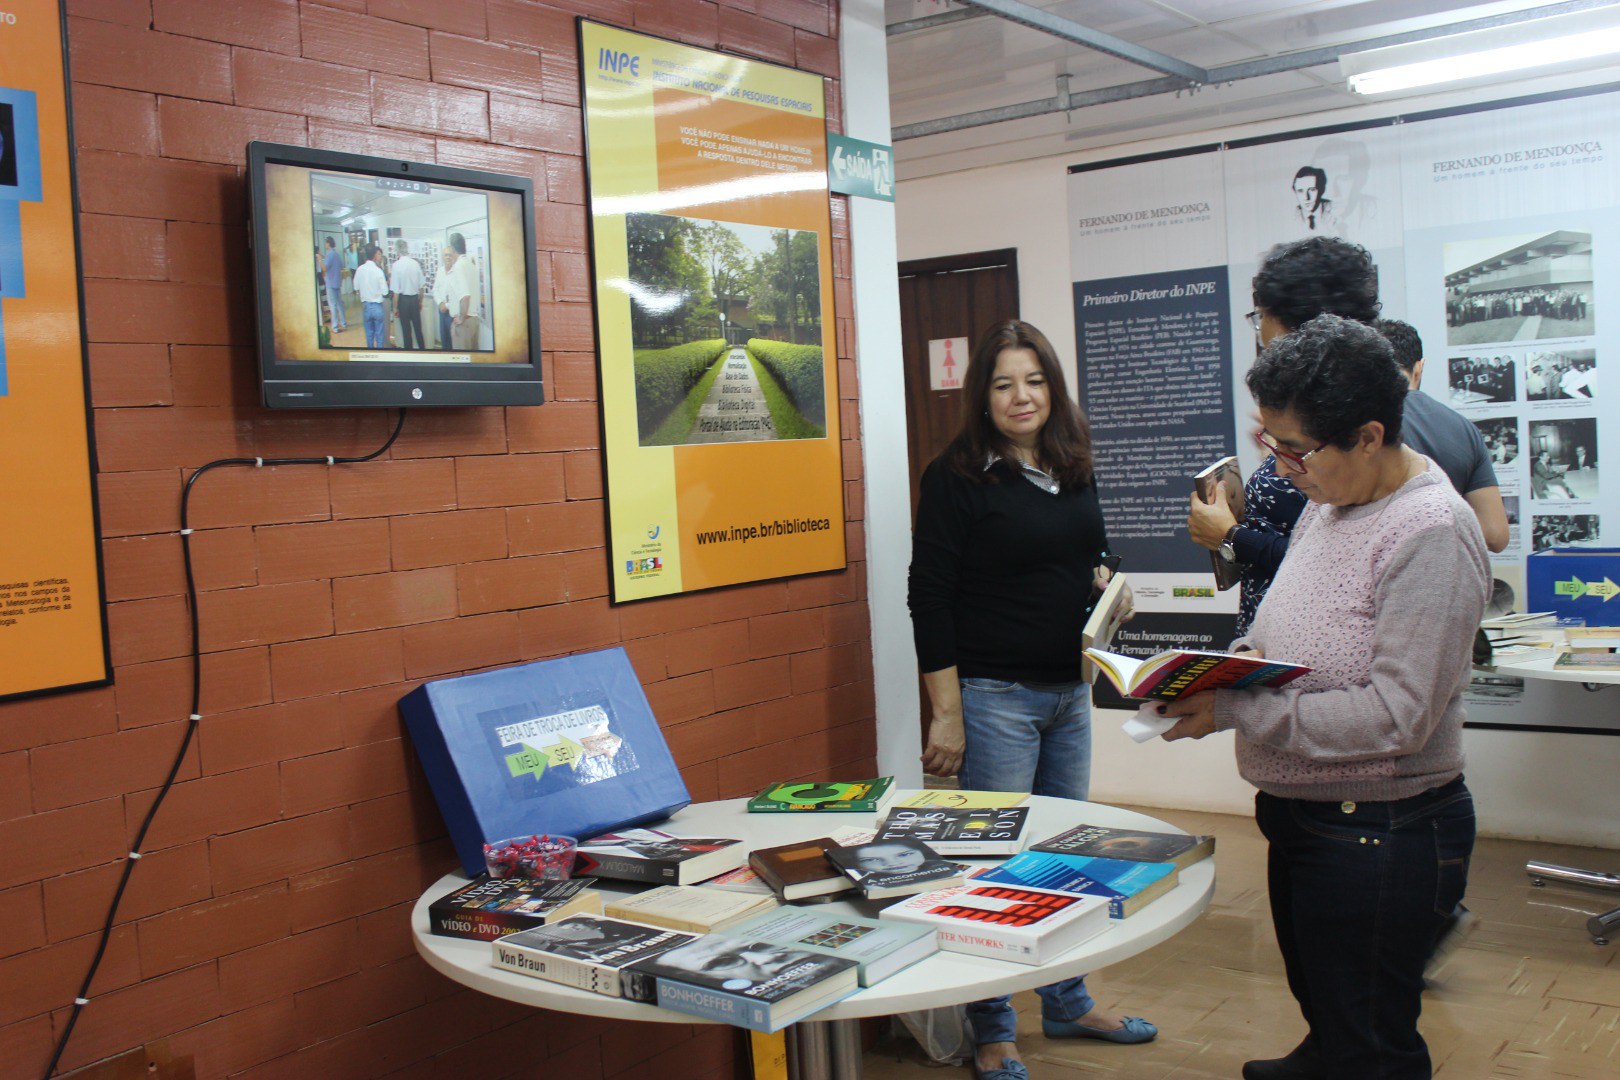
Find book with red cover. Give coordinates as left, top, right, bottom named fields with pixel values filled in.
left=1084, top=647, right=1309, bottom=702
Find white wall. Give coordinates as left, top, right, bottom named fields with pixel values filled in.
left=892, top=69, right=1620, bottom=847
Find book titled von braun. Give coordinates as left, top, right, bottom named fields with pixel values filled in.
left=621, top=935, right=859, bottom=1032
left=427, top=874, right=603, bottom=941
left=490, top=915, right=697, bottom=997
left=572, top=827, right=747, bottom=885
left=875, top=806, right=1030, bottom=856
left=879, top=883, right=1110, bottom=965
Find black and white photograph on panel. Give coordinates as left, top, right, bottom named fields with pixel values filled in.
left=1531, top=514, right=1601, bottom=551
left=1448, top=354, right=1516, bottom=405
left=1504, top=494, right=1520, bottom=526
left=1443, top=230, right=1594, bottom=346
left=1528, top=417, right=1598, bottom=501
left=1526, top=348, right=1597, bottom=401
left=1473, top=417, right=1519, bottom=468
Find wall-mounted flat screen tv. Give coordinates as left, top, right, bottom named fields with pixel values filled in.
left=248, top=141, right=544, bottom=408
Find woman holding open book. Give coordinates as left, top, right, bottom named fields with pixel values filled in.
left=1164, top=315, right=1489, bottom=1080
left=908, top=320, right=1153, bottom=1080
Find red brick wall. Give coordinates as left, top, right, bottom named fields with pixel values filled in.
left=1, top=2, right=869, bottom=1076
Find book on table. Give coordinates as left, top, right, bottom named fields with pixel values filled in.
left=875, top=806, right=1030, bottom=856
left=878, top=882, right=1111, bottom=965
left=749, top=838, right=856, bottom=902
left=602, top=885, right=778, bottom=933
left=699, top=864, right=776, bottom=896
left=1553, top=649, right=1620, bottom=668
left=1032, top=824, right=1214, bottom=871
left=747, top=777, right=899, bottom=814
left=572, top=827, right=747, bottom=885
left=1084, top=646, right=1310, bottom=702
left=1193, top=456, right=1245, bottom=591
left=895, top=790, right=1029, bottom=809
left=821, top=838, right=966, bottom=899
left=490, top=915, right=697, bottom=997
left=427, top=874, right=603, bottom=942
left=718, top=907, right=938, bottom=987
left=974, top=850, right=1179, bottom=919
left=622, top=937, right=859, bottom=1032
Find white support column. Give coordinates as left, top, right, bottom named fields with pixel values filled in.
left=840, top=0, right=921, bottom=785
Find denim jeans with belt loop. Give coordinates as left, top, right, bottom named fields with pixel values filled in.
left=956, top=677, right=1095, bottom=1045
left=1255, top=775, right=1474, bottom=1079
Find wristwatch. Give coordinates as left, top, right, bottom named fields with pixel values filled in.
left=1218, top=525, right=1242, bottom=563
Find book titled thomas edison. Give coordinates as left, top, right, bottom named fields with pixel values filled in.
left=623, top=937, right=859, bottom=1032
left=876, top=807, right=1029, bottom=856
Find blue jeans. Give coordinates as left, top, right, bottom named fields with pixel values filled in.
left=326, top=283, right=345, bottom=328
left=1256, top=776, right=1474, bottom=1079
left=957, top=678, right=1095, bottom=1045
left=362, top=301, right=386, bottom=348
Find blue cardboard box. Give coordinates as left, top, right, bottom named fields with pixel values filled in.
left=1526, top=547, right=1620, bottom=625
left=399, top=647, right=690, bottom=876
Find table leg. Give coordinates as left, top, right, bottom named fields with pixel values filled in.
left=787, top=1020, right=862, bottom=1080
left=1586, top=906, right=1620, bottom=946
left=1526, top=861, right=1620, bottom=890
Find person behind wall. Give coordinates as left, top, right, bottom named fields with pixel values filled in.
left=321, top=237, right=346, bottom=333
left=1164, top=315, right=1489, bottom=1080
left=907, top=319, right=1154, bottom=1080
left=440, top=232, right=482, bottom=351
left=352, top=244, right=390, bottom=350
left=1187, top=235, right=1382, bottom=634
left=1375, top=319, right=1508, bottom=553
left=390, top=247, right=426, bottom=350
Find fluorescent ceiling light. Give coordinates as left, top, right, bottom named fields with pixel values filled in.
left=1350, top=27, right=1620, bottom=94
left=1342, top=7, right=1620, bottom=96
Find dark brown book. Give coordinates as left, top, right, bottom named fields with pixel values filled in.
left=1194, top=456, right=1244, bottom=591
left=748, top=838, right=854, bottom=902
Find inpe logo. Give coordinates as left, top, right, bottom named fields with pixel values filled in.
left=598, top=48, right=640, bottom=77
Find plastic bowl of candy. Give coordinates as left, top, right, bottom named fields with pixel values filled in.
left=483, top=834, right=577, bottom=880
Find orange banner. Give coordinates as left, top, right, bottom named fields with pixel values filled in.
left=0, top=1, right=111, bottom=699
left=581, top=20, right=846, bottom=601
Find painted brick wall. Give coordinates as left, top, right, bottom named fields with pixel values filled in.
left=0, top=1, right=868, bottom=1077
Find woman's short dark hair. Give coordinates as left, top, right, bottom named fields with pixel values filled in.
left=1246, top=314, right=1406, bottom=449
left=1251, top=236, right=1380, bottom=329
left=944, top=319, right=1093, bottom=487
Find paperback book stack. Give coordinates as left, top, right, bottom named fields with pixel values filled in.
left=880, top=882, right=1110, bottom=964
left=427, top=875, right=602, bottom=941
left=749, top=838, right=855, bottom=902
left=975, top=850, right=1179, bottom=919
left=603, top=885, right=778, bottom=933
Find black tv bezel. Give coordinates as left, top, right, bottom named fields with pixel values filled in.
left=247, top=141, right=545, bottom=409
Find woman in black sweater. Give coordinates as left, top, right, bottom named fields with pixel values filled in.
left=908, top=321, right=1154, bottom=1080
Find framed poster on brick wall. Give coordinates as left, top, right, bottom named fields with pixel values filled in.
left=579, top=19, right=846, bottom=602
left=0, top=1, right=111, bottom=700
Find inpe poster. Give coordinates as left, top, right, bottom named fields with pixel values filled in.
left=579, top=20, right=845, bottom=602
left=1069, top=85, right=1620, bottom=733
left=0, top=1, right=110, bottom=700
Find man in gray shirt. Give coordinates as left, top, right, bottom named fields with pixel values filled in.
left=1376, top=319, right=1509, bottom=552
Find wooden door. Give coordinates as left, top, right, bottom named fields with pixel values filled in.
left=896, top=249, right=1019, bottom=515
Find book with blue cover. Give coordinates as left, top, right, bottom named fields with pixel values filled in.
left=973, top=850, right=1179, bottom=918
left=399, top=647, right=691, bottom=876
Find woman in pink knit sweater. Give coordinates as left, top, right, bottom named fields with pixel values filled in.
left=1164, top=315, right=1490, bottom=1080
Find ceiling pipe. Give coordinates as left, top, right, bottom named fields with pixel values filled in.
left=894, top=0, right=1618, bottom=141
left=956, top=0, right=1209, bottom=82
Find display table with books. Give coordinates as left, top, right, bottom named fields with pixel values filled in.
left=411, top=793, right=1214, bottom=1080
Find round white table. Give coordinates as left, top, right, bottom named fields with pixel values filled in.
left=412, top=793, right=1215, bottom=1078
left=1483, top=655, right=1620, bottom=941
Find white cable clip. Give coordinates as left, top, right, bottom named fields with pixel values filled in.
left=190, top=714, right=202, bottom=721
left=179, top=528, right=193, bottom=536
left=327, top=455, right=336, bottom=465
left=127, top=851, right=142, bottom=860
left=254, top=457, right=265, bottom=467
left=75, top=997, right=89, bottom=1006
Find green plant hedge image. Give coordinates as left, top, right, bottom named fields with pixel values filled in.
left=746, top=338, right=824, bottom=427
left=633, top=339, right=729, bottom=437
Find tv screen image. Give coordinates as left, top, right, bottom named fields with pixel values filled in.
left=249, top=142, right=544, bottom=408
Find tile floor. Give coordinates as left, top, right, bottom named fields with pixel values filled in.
left=861, top=807, right=1620, bottom=1079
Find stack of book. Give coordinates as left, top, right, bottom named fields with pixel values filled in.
left=621, top=935, right=859, bottom=1032
left=973, top=849, right=1179, bottom=919
left=879, top=882, right=1110, bottom=965
left=749, top=838, right=856, bottom=902
left=603, top=885, right=778, bottom=932
left=491, top=915, right=696, bottom=997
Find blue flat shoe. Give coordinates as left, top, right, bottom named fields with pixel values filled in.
left=1041, top=1015, right=1158, bottom=1044
left=971, top=1059, right=1029, bottom=1080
